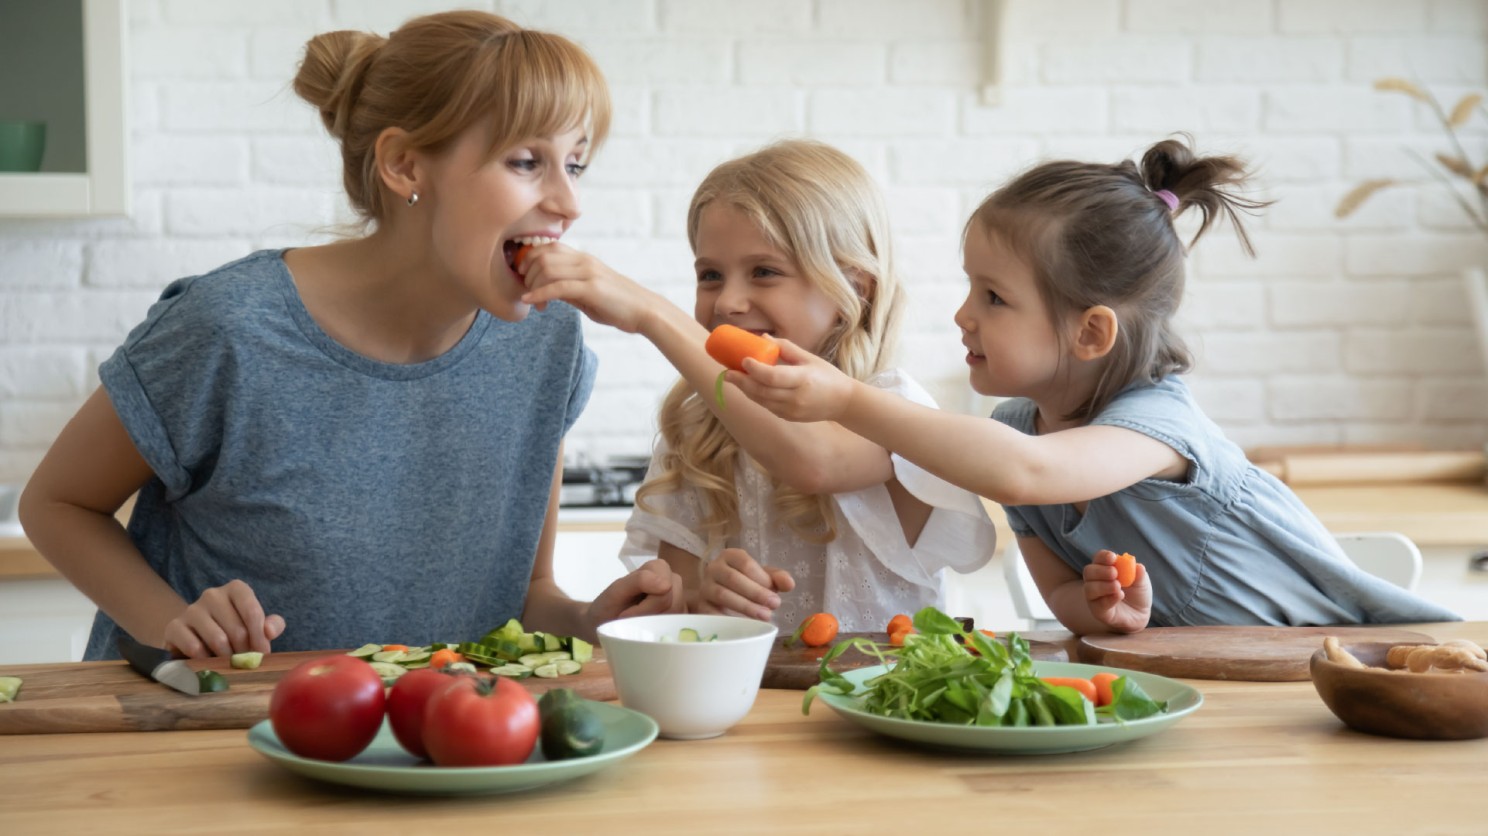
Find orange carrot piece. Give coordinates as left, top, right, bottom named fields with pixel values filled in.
left=1091, top=672, right=1119, bottom=707
left=1041, top=676, right=1098, bottom=703
left=513, top=244, right=535, bottom=272
left=380, top=644, right=409, bottom=652
left=705, top=324, right=780, bottom=372
left=798, top=613, right=839, bottom=648
left=1114, top=552, right=1139, bottom=588
left=430, top=649, right=463, bottom=670
left=889, top=628, right=911, bottom=647
left=886, top=614, right=912, bottom=636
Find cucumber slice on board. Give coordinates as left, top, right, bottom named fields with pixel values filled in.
left=368, top=661, right=407, bottom=685
left=0, top=676, right=21, bottom=702
left=347, top=643, right=382, bottom=659
left=230, top=651, right=264, bottom=670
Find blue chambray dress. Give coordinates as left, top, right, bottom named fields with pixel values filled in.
left=991, top=376, right=1461, bottom=626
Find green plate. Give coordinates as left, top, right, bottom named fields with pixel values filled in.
left=247, top=703, right=657, bottom=794
left=815, top=660, right=1202, bottom=754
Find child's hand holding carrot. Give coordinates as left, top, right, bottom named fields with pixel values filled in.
left=724, top=338, right=858, bottom=423
left=1082, top=549, right=1151, bottom=633
left=697, top=548, right=796, bottom=622
left=518, top=243, right=661, bottom=332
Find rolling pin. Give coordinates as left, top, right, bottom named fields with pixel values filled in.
left=1267, top=451, right=1486, bottom=486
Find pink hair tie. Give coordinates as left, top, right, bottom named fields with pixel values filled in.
left=1153, top=189, right=1179, bottom=212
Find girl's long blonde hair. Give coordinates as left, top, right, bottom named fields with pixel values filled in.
left=291, top=10, right=611, bottom=226
left=636, top=140, right=905, bottom=554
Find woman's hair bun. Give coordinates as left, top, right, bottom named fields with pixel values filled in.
left=292, top=30, right=385, bottom=139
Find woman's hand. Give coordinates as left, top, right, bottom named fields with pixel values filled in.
left=519, top=243, right=660, bottom=333
left=1082, top=549, right=1151, bottom=633
left=725, top=338, right=857, bottom=424
left=162, top=579, right=285, bottom=659
left=697, top=548, right=795, bottom=622
left=584, top=559, right=686, bottom=634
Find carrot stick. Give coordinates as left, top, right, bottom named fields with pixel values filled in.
left=1040, top=676, right=1098, bottom=703
left=705, top=324, right=780, bottom=372
left=1114, top=552, right=1139, bottom=588
left=1091, top=672, right=1119, bottom=707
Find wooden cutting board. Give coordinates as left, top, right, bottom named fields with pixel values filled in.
left=0, top=649, right=616, bottom=735
left=760, top=632, right=1070, bottom=690
left=1076, top=626, right=1436, bottom=682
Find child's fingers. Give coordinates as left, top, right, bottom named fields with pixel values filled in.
left=178, top=607, right=234, bottom=658
left=264, top=614, right=286, bottom=642
left=1089, top=549, right=1118, bottom=566
left=717, top=549, right=776, bottom=592
left=765, top=566, right=795, bottom=593
left=223, top=580, right=272, bottom=654
left=702, top=582, right=775, bottom=622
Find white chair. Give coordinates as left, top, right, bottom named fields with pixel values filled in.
left=1001, top=531, right=1425, bottom=630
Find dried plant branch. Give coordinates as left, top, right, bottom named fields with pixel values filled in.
left=1450, top=94, right=1483, bottom=127
left=1405, top=147, right=1488, bottom=232
left=1335, top=179, right=1396, bottom=218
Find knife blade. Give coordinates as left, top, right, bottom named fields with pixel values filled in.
left=117, top=633, right=201, bottom=696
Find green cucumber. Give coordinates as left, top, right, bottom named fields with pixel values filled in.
left=371, top=650, right=407, bottom=664
left=518, top=653, right=551, bottom=669
left=553, top=660, right=582, bottom=676
left=568, top=638, right=593, bottom=664
left=491, top=664, right=534, bottom=679
left=368, top=661, right=407, bottom=685
left=539, top=688, right=605, bottom=760
left=230, top=651, right=263, bottom=670
left=197, top=670, right=229, bottom=693
left=678, top=627, right=701, bottom=643
left=483, top=618, right=525, bottom=646
left=395, top=650, right=431, bottom=666
left=0, top=676, right=22, bottom=702
left=347, top=643, right=382, bottom=659
left=541, top=632, right=563, bottom=652
left=517, top=633, right=542, bottom=654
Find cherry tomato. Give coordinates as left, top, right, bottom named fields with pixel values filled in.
left=422, top=674, right=539, bottom=767
left=385, top=667, right=460, bottom=760
left=268, top=655, right=386, bottom=762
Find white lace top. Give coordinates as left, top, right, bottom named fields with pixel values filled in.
left=618, top=369, right=997, bottom=633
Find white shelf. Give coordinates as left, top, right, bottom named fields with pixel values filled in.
left=0, top=0, right=129, bottom=217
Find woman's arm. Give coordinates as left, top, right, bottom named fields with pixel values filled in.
left=524, top=446, right=685, bottom=640
left=18, top=389, right=192, bottom=648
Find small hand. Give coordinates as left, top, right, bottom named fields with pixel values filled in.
left=163, top=579, right=285, bottom=659
left=519, top=243, right=657, bottom=332
left=1082, top=549, right=1151, bottom=633
left=585, top=559, right=686, bottom=634
left=697, top=548, right=795, bottom=622
left=723, top=338, right=855, bottom=424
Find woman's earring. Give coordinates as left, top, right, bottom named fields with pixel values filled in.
left=407, top=192, right=419, bottom=207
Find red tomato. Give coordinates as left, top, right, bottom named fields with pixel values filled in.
left=268, top=655, right=386, bottom=762
left=386, top=667, right=459, bottom=760
left=422, top=674, right=539, bottom=767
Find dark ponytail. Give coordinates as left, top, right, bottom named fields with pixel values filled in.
left=1140, top=133, right=1269, bottom=256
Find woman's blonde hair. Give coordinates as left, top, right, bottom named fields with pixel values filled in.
left=291, top=10, right=611, bottom=225
left=636, top=140, right=905, bottom=554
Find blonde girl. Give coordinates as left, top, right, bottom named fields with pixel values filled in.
left=733, top=136, right=1460, bottom=634
left=521, top=140, right=996, bottom=632
left=21, top=11, right=683, bottom=660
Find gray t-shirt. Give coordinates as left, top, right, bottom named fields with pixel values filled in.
left=992, top=376, right=1460, bottom=626
left=85, top=250, right=597, bottom=659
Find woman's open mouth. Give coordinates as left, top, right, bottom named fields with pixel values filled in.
left=503, top=236, right=558, bottom=283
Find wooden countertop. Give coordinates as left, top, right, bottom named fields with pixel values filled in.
left=6, top=481, right=1488, bottom=580
left=3, top=622, right=1484, bottom=832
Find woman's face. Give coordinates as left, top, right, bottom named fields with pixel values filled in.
left=422, top=121, right=589, bottom=322
left=691, top=203, right=841, bottom=356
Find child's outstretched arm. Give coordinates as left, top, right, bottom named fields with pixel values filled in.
left=1019, top=537, right=1150, bottom=635
left=520, top=246, right=897, bottom=495
left=19, top=390, right=286, bottom=657
left=733, top=339, right=1187, bottom=506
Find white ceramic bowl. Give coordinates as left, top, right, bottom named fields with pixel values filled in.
left=597, top=614, right=777, bottom=740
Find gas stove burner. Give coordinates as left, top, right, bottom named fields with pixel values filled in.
left=560, top=456, right=649, bottom=508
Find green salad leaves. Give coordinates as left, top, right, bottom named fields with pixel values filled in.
left=803, top=607, right=1167, bottom=727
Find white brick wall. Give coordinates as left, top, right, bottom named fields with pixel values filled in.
left=1, top=0, right=1486, bottom=484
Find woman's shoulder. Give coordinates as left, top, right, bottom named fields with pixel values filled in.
left=121, top=250, right=289, bottom=347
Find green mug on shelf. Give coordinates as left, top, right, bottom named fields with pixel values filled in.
left=0, top=120, right=47, bottom=172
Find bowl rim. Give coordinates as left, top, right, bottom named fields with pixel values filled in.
left=597, top=613, right=778, bottom=644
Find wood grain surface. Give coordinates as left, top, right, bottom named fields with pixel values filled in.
left=1076, top=625, right=1436, bottom=681
left=0, top=649, right=617, bottom=735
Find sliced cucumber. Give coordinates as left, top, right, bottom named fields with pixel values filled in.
left=197, top=670, right=229, bottom=693
left=518, top=653, right=550, bottom=669
left=0, top=676, right=22, bottom=702
left=491, top=664, right=534, bottom=679
left=533, top=663, right=562, bottom=678
left=678, top=628, right=701, bottom=642
left=371, top=650, right=407, bottom=664
left=539, top=688, right=605, bottom=760
left=395, top=650, right=431, bottom=666
left=368, top=661, right=407, bottom=685
left=517, top=633, right=542, bottom=654
left=541, top=632, right=563, bottom=652
left=554, top=660, right=583, bottom=676
left=483, top=618, right=524, bottom=646
left=347, top=643, right=382, bottom=659
left=445, top=661, right=479, bottom=674
left=569, top=638, right=593, bottom=664
left=230, top=651, right=263, bottom=670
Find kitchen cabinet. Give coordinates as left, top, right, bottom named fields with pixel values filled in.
left=0, top=0, right=129, bottom=216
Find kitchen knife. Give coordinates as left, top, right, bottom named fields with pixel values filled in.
left=117, top=634, right=200, bottom=696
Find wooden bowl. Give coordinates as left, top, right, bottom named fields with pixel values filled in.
left=1309, top=642, right=1488, bottom=740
